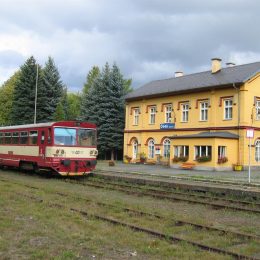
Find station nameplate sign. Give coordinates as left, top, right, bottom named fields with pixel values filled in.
left=160, top=123, right=175, bottom=129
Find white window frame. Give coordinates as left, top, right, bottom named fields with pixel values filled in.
left=255, top=140, right=260, bottom=162
left=218, top=146, right=226, bottom=158
left=148, top=139, right=155, bottom=158
left=256, top=101, right=260, bottom=120
left=132, top=140, right=138, bottom=159
left=133, top=108, right=139, bottom=125
left=224, top=99, right=233, bottom=120
left=165, top=105, right=172, bottom=123
left=181, top=103, right=189, bottom=122
left=174, top=145, right=189, bottom=157
left=194, top=146, right=212, bottom=159
left=163, top=139, right=171, bottom=158
left=150, top=107, right=156, bottom=124
left=200, top=101, right=208, bottom=121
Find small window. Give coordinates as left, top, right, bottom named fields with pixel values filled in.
left=41, top=131, right=45, bottom=144
left=256, top=101, right=260, bottom=120
left=133, top=108, right=139, bottom=125
left=48, top=128, right=52, bottom=144
left=224, top=99, right=233, bottom=120
left=181, top=103, right=189, bottom=122
left=165, top=105, right=172, bottom=123
left=29, top=131, right=38, bottom=145
left=148, top=139, right=155, bottom=158
left=255, top=140, right=260, bottom=162
left=174, top=145, right=189, bottom=157
left=12, top=132, right=19, bottom=144
left=0, top=133, right=3, bottom=144
left=149, top=107, right=156, bottom=124
left=20, top=131, right=28, bottom=144
left=163, top=139, right=171, bottom=158
left=200, top=101, right=208, bottom=121
left=4, top=133, right=11, bottom=144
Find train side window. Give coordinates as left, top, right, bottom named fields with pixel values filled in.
left=29, top=131, right=38, bottom=145
left=20, top=131, right=28, bottom=144
left=48, top=128, right=51, bottom=144
left=4, top=133, right=11, bottom=144
left=12, top=132, right=19, bottom=144
left=0, top=133, right=3, bottom=144
left=41, top=131, right=45, bottom=144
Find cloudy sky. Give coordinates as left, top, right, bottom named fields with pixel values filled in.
left=0, top=0, right=260, bottom=92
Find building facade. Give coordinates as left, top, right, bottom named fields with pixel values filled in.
left=124, top=59, right=260, bottom=170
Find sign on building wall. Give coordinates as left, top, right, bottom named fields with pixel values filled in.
left=160, top=123, right=175, bottom=129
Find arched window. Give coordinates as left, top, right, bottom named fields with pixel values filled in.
left=148, top=139, right=155, bottom=158
left=132, top=140, right=138, bottom=159
left=255, top=140, right=260, bottom=162
left=163, top=139, right=171, bottom=158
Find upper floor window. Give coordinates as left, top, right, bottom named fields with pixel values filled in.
left=165, top=105, right=172, bottom=123
left=133, top=108, right=139, bottom=125
left=181, top=103, right=189, bottom=122
left=149, top=107, right=156, bottom=124
left=224, top=99, right=233, bottom=120
left=200, top=101, right=208, bottom=121
left=163, top=139, right=171, bottom=158
left=256, top=101, right=260, bottom=120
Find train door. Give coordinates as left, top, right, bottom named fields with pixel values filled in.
left=39, top=129, right=46, bottom=160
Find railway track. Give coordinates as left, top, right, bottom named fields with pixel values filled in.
left=95, top=169, right=260, bottom=188
left=66, top=177, right=260, bottom=214
left=1, top=176, right=260, bottom=259
left=10, top=191, right=260, bottom=260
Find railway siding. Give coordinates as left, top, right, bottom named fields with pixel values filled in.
left=94, top=169, right=260, bottom=200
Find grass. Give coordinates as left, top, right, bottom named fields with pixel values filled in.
left=0, top=169, right=260, bottom=259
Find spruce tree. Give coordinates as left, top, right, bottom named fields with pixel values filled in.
left=11, top=56, right=42, bottom=125
left=81, top=62, right=131, bottom=160
left=42, top=57, right=64, bottom=121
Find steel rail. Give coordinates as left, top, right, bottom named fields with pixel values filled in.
left=2, top=176, right=259, bottom=241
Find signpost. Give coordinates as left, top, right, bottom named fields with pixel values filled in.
left=246, top=129, right=254, bottom=183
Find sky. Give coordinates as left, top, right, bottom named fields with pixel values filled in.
left=0, top=0, right=260, bottom=92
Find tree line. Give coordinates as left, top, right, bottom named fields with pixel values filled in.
left=0, top=56, right=132, bottom=159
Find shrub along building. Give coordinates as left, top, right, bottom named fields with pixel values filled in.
left=124, top=59, right=260, bottom=170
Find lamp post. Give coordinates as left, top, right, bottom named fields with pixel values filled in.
left=34, top=64, right=39, bottom=124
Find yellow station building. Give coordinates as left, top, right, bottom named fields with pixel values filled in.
left=124, top=59, right=260, bottom=170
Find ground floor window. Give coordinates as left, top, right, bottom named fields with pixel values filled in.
left=174, top=146, right=189, bottom=157
left=163, top=139, right=171, bottom=158
left=132, top=140, right=138, bottom=159
left=148, top=139, right=155, bottom=158
left=255, top=140, right=260, bottom=162
left=218, top=146, right=227, bottom=164
left=195, top=146, right=212, bottom=161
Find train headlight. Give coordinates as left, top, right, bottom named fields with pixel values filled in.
left=95, top=150, right=98, bottom=156
left=56, top=149, right=59, bottom=154
left=61, top=149, right=65, bottom=155
left=90, top=150, right=94, bottom=155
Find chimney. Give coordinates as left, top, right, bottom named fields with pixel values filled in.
left=211, top=58, right=222, bottom=73
left=226, top=62, right=236, bottom=68
left=175, top=71, right=184, bottom=78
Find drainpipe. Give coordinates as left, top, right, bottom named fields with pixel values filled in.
left=233, top=83, right=241, bottom=165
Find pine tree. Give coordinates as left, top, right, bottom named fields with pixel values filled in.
left=42, top=57, right=64, bottom=121
left=11, top=56, right=42, bottom=125
left=82, top=66, right=100, bottom=95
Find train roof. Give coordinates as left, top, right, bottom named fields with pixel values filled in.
left=0, top=121, right=96, bottom=131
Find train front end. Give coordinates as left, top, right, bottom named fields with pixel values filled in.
left=45, top=122, right=98, bottom=176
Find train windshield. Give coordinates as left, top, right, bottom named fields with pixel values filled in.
left=54, top=128, right=77, bottom=146
left=78, top=128, right=97, bottom=146
left=54, top=127, right=97, bottom=146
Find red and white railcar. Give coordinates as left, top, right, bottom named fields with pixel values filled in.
left=0, top=121, right=98, bottom=176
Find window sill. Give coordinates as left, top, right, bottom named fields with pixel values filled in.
left=223, top=118, right=232, bottom=121
left=199, top=120, right=208, bottom=122
left=180, top=121, right=188, bottom=123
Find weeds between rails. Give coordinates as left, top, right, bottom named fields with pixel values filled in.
left=95, top=169, right=260, bottom=188
left=1, top=176, right=260, bottom=241
left=9, top=189, right=260, bottom=260
left=65, top=177, right=260, bottom=214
